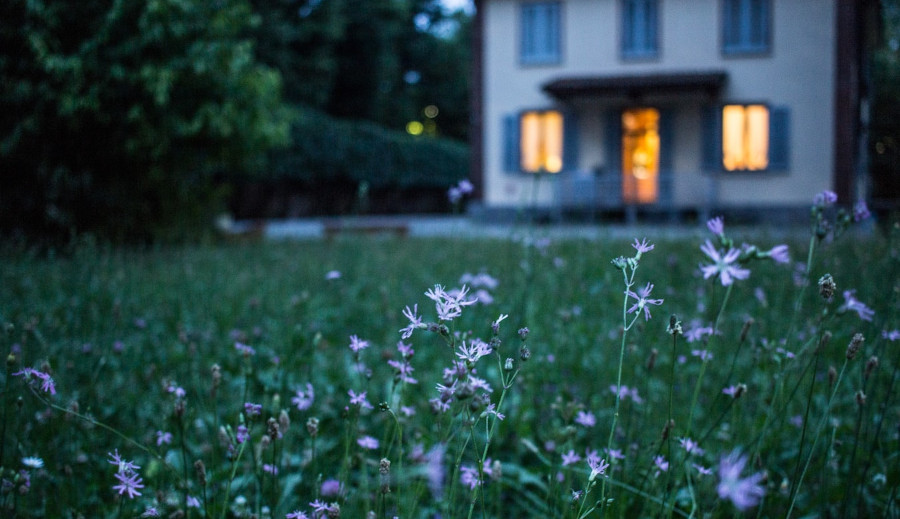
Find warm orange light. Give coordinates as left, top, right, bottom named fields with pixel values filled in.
left=723, top=104, right=769, bottom=170
left=520, top=110, right=563, bottom=173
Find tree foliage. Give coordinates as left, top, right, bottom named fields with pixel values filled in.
left=0, top=0, right=289, bottom=243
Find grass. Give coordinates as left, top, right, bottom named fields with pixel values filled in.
left=0, top=214, right=898, bottom=518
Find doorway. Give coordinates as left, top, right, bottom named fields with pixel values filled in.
left=621, top=108, right=660, bottom=204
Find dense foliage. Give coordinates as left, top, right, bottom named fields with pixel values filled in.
left=0, top=210, right=897, bottom=517
left=0, top=0, right=472, bottom=243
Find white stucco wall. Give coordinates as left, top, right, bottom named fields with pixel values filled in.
left=481, top=0, right=837, bottom=209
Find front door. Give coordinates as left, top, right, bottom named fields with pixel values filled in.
left=621, top=108, right=660, bottom=204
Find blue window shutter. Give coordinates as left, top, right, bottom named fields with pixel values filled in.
left=768, top=106, right=790, bottom=171
left=503, top=114, right=521, bottom=172
left=658, top=109, right=674, bottom=173
left=646, top=0, right=658, bottom=53
left=701, top=105, right=721, bottom=172
left=563, top=111, right=579, bottom=172
left=604, top=111, right=622, bottom=175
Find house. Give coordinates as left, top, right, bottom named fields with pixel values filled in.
left=468, top=0, right=879, bottom=222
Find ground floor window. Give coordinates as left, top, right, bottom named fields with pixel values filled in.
left=520, top=110, right=564, bottom=173
left=722, top=104, right=769, bottom=171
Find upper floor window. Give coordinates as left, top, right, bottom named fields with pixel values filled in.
left=621, top=0, right=659, bottom=59
left=521, top=2, right=562, bottom=65
left=722, top=0, right=770, bottom=55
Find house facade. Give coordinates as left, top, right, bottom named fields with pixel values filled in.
left=469, top=0, right=876, bottom=221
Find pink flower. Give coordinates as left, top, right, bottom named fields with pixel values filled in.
left=348, top=390, right=373, bottom=409
left=679, top=437, right=705, bottom=455
left=325, top=270, right=341, bottom=280
left=766, top=244, right=790, bottom=264
left=13, top=368, right=56, bottom=395
left=155, top=431, right=172, bottom=446
left=112, top=471, right=144, bottom=499
left=717, top=450, right=766, bottom=511
left=292, top=383, right=315, bottom=411
left=460, top=465, right=481, bottom=490
left=399, top=304, right=423, bottom=339
left=561, top=450, right=582, bottom=466
left=587, top=456, right=610, bottom=480
left=357, top=435, right=379, bottom=449
left=286, top=511, right=309, bottom=519
left=632, top=237, right=655, bottom=254
left=348, top=335, right=369, bottom=353
left=700, top=240, right=750, bottom=286
left=574, top=410, right=596, bottom=428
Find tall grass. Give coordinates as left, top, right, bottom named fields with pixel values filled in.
left=0, top=210, right=897, bottom=518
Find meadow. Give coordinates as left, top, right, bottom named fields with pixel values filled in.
left=1, top=201, right=897, bottom=518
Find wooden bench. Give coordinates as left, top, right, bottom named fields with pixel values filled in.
left=322, top=218, right=410, bottom=239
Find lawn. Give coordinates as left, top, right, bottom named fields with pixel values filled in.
left=1, top=208, right=897, bottom=518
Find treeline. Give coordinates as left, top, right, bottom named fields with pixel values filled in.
left=0, top=0, right=471, bottom=244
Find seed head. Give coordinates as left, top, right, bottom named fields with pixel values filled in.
left=818, top=274, right=836, bottom=301
left=865, top=356, right=879, bottom=379
left=520, top=345, right=531, bottom=362
left=306, top=417, right=319, bottom=438
left=846, top=333, right=864, bottom=360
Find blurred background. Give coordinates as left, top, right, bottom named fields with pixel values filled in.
left=0, top=0, right=897, bottom=244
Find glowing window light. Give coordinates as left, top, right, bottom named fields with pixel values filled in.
left=722, top=104, right=769, bottom=171
left=520, top=110, right=563, bottom=173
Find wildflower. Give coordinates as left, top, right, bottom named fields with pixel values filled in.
left=632, top=237, right=655, bottom=254
left=112, top=471, right=144, bottom=499
left=321, top=479, right=342, bottom=497
left=575, top=410, right=596, bottom=427
left=348, top=390, right=373, bottom=410
left=491, top=313, right=508, bottom=334
left=13, top=368, right=56, bottom=395
left=587, top=456, right=610, bottom=481
left=694, top=463, right=713, bottom=476
left=426, top=444, right=446, bottom=498
left=483, top=403, right=505, bottom=421
left=460, top=465, right=482, bottom=489
left=425, top=284, right=477, bottom=321
left=234, top=342, right=256, bottom=356
left=263, top=464, right=278, bottom=474
left=325, top=270, right=342, bottom=280
left=287, top=512, right=310, bottom=519
left=561, top=450, right=582, bottom=466
left=467, top=375, right=494, bottom=393
left=722, top=384, right=747, bottom=399
left=348, top=335, right=369, bottom=353
left=186, top=495, right=201, bottom=508
left=456, top=339, right=492, bottom=363
left=292, top=383, right=315, bottom=411
left=853, top=201, right=871, bottom=221
left=883, top=329, right=900, bottom=341
left=765, top=244, right=790, bottom=264
left=625, top=282, right=664, bottom=321
left=156, top=430, right=173, bottom=446
left=387, top=359, right=417, bottom=384
left=813, top=190, right=838, bottom=207
left=700, top=240, right=750, bottom=286
left=653, top=455, right=669, bottom=474
left=107, top=450, right=140, bottom=473
left=609, top=385, right=643, bottom=403
left=717, top=450, right=766, bottom=511
left=236, top=424, right=249, bottom=444
left=458, top=179, right=474, bottom=194
left=141, top=508, right=160, bottom=517
left=21, top=456, right=43, bottom=469
left=679, top=437, right=705, bottom=455
left=692, top=349, right=713, bottom=361
left=310, top=500, right=329, bottom=514
left=396, top=340, right=414, bottom=357
left=838, top=290, right=875, bottom=321
left=244, top=402, right=262, bottom=417
left=399, top=305, right=424, bottom=339
left=707, top=216, right=724, bottom=236
left=357, top=435, right=379, bottom=450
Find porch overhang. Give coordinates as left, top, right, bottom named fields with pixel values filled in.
left=542, top=71, right=728, bottom=100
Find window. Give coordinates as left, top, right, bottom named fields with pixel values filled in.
left=520, top=110, right=564, bottom=173
left=722, top=104, right=768, bottom=170
left=622, top=0, right=658, bottom=59
left=702, top=103, right=790, bottom=172
left=521, top=2, right=561, bottom=65
left=722, top=0, right=770, bottom=54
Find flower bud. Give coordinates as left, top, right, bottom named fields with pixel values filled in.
left=306, top=417, right=319, bottom=438
left=818, top=274, right=836, bottom=301
left=846, top=333, right=864, bottom=360
left=520, top=345, right=531, bottom=362
left=865, top=356, right=879, bottom=379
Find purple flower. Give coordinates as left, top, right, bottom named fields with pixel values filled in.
left=653, top=455, right=669, bottom=473
left=234, top=342, right=256, bottom=356
left=460, top=465, right=482, bottom=489
left=263, top=463, right=278, bottom=474
left=814, top=190, right=838, bottom=207
left=357, top=435, right=379, bottom=450
left=625, top=282, right=664, bottom=320
left=112, top=471, right=144, bottom=499
left=141, top=507, right=161, bottom=517
left=456, top=339, right=492, bottom=363
left=574, top=410, right=596, bottom=428
left=707, top=216, right=724, bottom=236
left=587, top=456, right=610, bottom=480
left=853, top=200, right=871, bottom=222
left=717, top=450, right=766, bottom=511
left=244, top=402, right=262, bottom=417
left=458, top=179, right=474, bottom=194
left=348, top=390, right=373, bottom=409
left=685, top=324, right=716, bottom=343
left=426, top=444, right=446, bottom=498
left=609, top=385, right=643, bottom=403
left=692, top=349, right=714, bottom=361
left=325, top=270, right=341, bottom=280
left=155, top=431, right=173, bottom=446
left=694, top=463, right=713, bottom=476
left=286, top=512, right=310, bottom=519
left=320, top=478, right=342, bottom=497
left=292, top=383, right=315, bottom=411
left=766, top=244, right=790, bottom=264
left=883, top=330, right=900, bottom=341
left=839, top=290, right=875, bottom=321
left=700, top=240, right=750, bottom=286
left=679, top=437, right=705, bottom=455
left=399, top=304, right=423, bottom=339
left=348, top=335, right=369, bottom=353
left=186, top=495, right=201, bottom=508
left=632, top=237, right=655, bottom=254
left=425, top=284, right=477, bottom=321
left=397, top=340, right=415, bottom=358
left=13, top=368, right=57, bottom=395
left=236, top=424, right=249, bottom=444
left=107, top=450, right=140, bottom=473
left=561, top=449, right=582, bottom=466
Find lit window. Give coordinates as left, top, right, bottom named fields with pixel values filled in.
left=521, top=110, right=563, bottom=173
left=722, top=104, right=769, bottom=171
left=521, top=2, right=562, bottom=65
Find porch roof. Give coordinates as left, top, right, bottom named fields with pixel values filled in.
left=542, top=71, right=728, bottom=99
